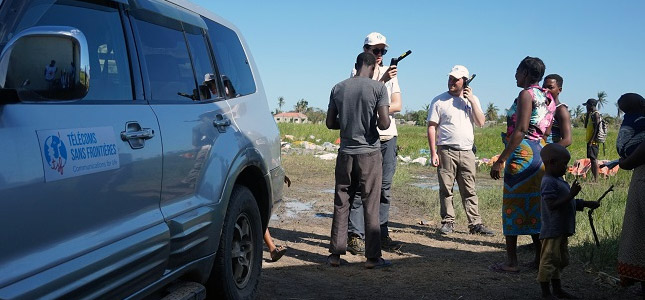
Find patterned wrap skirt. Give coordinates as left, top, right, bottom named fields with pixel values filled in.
left=618, top=164, right=645, bottom=285
left=502, top=139, right=544, bottom=235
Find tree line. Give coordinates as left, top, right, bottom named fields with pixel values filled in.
left=274, top=91, right=624, bottom=127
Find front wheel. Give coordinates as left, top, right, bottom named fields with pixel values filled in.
left=207, top=185, right=262, bottom=299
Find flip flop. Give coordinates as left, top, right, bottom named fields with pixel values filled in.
left=488, top=263, right=520, bottom=274
left=270, top=245, right=287, bottom=262
left=365, top=258, right=392, bottom=269
left=327, top=254, right=340, bottom=267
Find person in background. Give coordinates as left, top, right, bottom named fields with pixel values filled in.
left=537, top=143, right=599, bottom=299
left=615, top=93, right=645, bottom=159
left=490, top=56, right=555, bottom=273
left=326, top=52, right=391, bottom=269
left=44, top=59, right=57, bottom=96
left=426, top=65, right=494, bottom=236
left=264, top=175, right=292, bottom=262
left=347, top=32, right=403, bottom=254
left=542, top=74, right=572, bottom=147
left=203, top=73, right=218, bottom=97
left=617, top=138, right=645, bottom=296
left=583, top=98, right=601, bottom=181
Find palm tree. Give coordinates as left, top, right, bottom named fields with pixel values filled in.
left=277, top=96, right=285, bottom=113
left=485, top=103, right=498, bottom=122
left=294, top=99, right=308, bottom=113
left=573, top=105, right=584, bottom=120
left=597, top=91, right=607, bottom=109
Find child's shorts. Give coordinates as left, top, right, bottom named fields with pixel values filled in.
left=537, top=235, right=570, bottom=282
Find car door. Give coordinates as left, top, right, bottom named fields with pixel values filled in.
left=0, top=1, right=168, bottom=299
left=130, top=9, right=241, bottom=270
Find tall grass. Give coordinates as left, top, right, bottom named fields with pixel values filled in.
left=279, top=122, right=632, bottom=274
left=279, top=122, right=620, bottom=161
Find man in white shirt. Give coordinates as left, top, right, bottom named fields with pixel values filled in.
left=426, top=65, right=494, bottom=236
left=347, top=32, right=402, bottom=254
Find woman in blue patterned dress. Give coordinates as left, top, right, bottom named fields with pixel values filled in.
left=490, top=57, right=555, bottom=273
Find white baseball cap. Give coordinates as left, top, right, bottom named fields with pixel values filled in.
left=364, top=32, right=388, bottom=47
left=204, top=73, right=215, bottom=82
left=448, top=65, right=469, bottom=79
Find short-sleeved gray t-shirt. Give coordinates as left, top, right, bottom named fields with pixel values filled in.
left=328, top=77, right=389, bottom=155
left=540, top=174, right=584, bottom=239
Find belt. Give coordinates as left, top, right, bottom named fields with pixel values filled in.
left=438, top=145, right=469, bottom=151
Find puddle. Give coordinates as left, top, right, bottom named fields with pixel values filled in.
left=410, top=177, right=497, bottom=191
left=410, top=183, right=441, bottom=190
left=272, top=198, right=316, bottom=220
left=315, top=212, right=333, bottom=218
left=283, top=201, right=314, bottom=218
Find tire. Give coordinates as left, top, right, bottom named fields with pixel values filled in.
left=207, top=185, right=262, bottom=300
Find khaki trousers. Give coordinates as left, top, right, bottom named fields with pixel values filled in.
left=437, top=146, right=481, bottom=226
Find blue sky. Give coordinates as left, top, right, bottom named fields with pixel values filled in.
left=192, top=0, right=644, bottom=116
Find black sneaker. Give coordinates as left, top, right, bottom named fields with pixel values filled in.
left=381, top=236, right=402, bottom=251
left=439, top=222, right=454, bottom=235
left=469, top=224, right=494, bottom=236
left=347, top=234, right=365, bottom=255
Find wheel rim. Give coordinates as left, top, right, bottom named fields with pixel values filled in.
left=231, top=212, right=254, bottom=289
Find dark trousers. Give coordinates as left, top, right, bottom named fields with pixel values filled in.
left=329, top=149, right=383, bottom=259
left=348, top=137, right=396, bottom=239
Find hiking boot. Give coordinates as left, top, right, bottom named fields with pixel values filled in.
left=347, top=234, right=365, bottom=255
left=439, top=222, right=454, bottom=235
left=381, top=236, right=402, bottom=251
left=469, top=224, right=495, bottom=236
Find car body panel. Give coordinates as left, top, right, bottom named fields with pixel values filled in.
left=0, top=104, right=168, bottom=299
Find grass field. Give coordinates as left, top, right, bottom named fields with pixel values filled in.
left=278, top=122, right=631, bottom=275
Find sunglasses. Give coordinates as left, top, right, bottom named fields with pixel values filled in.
left=371, top=48, right=387, bottom=55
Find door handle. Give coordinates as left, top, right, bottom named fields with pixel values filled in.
left=213, top=114, right=231, bottom=133
left=120, top=129, right=155, bottom=141
left=121, top=122, right=154, bottom=149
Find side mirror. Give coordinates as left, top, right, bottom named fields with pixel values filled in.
left=0, top=26, right=90, bottom=103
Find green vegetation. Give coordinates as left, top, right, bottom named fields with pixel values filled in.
left=279, top=122, right=619, bottom=160
left=279, top=122, right=630, bottom=275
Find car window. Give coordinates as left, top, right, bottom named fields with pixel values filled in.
left=203, top=18, right=256, bottom=98
left=134, top=18, right=198, bottom=102
left=184, top=24, right=220, bottom=100
left=2, top=0, right=133, bottom=101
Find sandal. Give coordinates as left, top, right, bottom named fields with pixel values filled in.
left=270, top=245, right=287, bottom=262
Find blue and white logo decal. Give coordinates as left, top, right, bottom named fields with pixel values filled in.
left=38, top=127, right=120, bottom=182
left=43, top=133, right=68, bottom=175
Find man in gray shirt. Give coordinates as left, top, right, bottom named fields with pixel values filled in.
left=326, top=52, right=391, bottom=269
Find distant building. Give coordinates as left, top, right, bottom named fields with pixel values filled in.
left=274, top=112, right=308, bottom=123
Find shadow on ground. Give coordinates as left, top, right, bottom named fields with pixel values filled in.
left=257, top=226, right=638, bottom=300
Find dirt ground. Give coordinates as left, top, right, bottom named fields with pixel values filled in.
left=256, top=155, right=641, bottom=300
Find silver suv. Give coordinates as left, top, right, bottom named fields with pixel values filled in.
left=0, top=0, right=283, bottom=299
